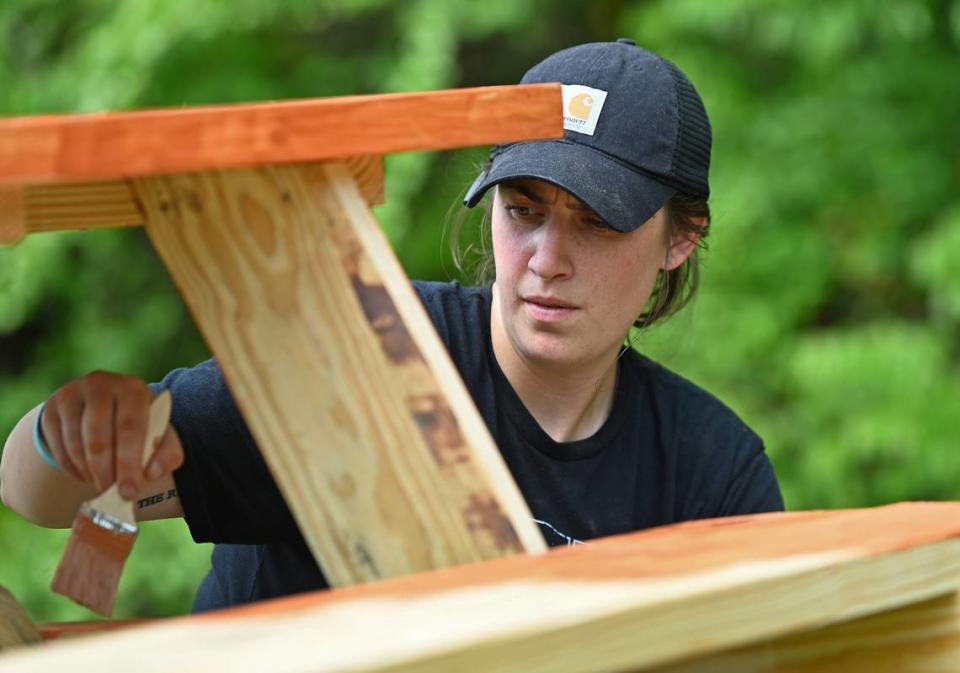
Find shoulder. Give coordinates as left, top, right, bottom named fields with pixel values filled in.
left=150, top=359, right=248, bottom=443
left=412, top=280, right=490, bottom=314
left=627, top=353, right=758, bottom=446
left=411, top=280, right=490, bottom=346
left=152, top=358, right=232, bottom=410
left=624, top=352, right=784, bottom=517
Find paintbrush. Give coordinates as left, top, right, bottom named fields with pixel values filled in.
left=50, top=390, right=172, bottom=616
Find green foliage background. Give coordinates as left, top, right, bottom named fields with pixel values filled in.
left=1, top=0, right=958, bottom=621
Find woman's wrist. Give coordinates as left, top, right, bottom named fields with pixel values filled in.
left=32, top=402, right=60, bottom=470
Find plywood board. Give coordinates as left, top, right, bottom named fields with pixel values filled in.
left=136, top=162, right=545, bottom=588
left=0, top=156, right=383, bottom=244
left=2, top=503, right=959, bottom=673
left=653, top=591, right=960, bottom=673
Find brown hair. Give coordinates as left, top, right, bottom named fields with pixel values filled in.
left=448, top=185, right=710, bottom=330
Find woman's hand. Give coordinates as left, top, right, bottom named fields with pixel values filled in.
left=41, top=371, right=183, bottom=500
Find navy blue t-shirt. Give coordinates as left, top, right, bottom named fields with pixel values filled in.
left=155, top=281, right=783, bottom=611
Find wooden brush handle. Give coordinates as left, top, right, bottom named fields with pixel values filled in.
left=141, top=391, right=173, bottom=468
left=86, top=391, right=172, bottom=521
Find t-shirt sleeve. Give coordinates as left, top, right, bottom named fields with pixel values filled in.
left=715, top=439, right=784, bottom=516
left=658, top=367, right=785, bottom=520
left=149, top=359, right=302, bottom=545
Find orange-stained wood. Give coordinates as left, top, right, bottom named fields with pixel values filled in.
left=24, top=597, right=960, bottom=672
left=37, top=620, right=151, bottom=641
left=2, top=504, right=960, bottom=673
left=216, top=502, right=960, bottom=614
left=0, top=84, right=561, bottom=186
left=0, top=155, right=384, bottom=245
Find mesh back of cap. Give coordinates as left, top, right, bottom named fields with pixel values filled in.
left=664, top=60, right=711, bottom=198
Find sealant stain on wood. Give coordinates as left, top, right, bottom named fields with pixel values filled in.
left=463, top=492, right=524, bottom=554
left=336, top=228, right=423, bottom=366
left=407, top=393, right=470, bottom=468
left=349, top=273, right=423, bottom=366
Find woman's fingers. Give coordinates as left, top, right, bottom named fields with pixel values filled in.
left=80, top=373, right=118, bottom=492
left=112, top=378, right=152, bottom=499
left=144, top=427, right=184, bottom=482
left=49, top=389, right=91, bottom=484
left=41, top=372, right=162, bottom=499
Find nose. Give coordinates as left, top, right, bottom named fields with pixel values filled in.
left=527, top=215, right=573, bottom=281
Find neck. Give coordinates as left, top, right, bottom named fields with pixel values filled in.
left=490, top=286, right=620, bottom=443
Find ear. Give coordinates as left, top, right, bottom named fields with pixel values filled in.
left=663, top=216, right=706, bottom=270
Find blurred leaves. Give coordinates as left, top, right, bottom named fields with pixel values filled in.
left=1, top=0, right=959, bottom=619
left=628, top=0, right=960, bottom=513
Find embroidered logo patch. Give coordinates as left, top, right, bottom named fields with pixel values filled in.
left=561, top=84, right=608, bottom=136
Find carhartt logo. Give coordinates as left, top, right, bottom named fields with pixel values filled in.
left=561, top=84, right=607, bottom=136
left=569, top=93, right=594, bottom=120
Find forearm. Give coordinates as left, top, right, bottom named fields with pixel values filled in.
left=0, top=404, right=185, bottom=526
left=0, top=404, right=98, bottom=527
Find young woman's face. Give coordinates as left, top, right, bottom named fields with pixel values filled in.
left=491, top=179, right=681, bottom=369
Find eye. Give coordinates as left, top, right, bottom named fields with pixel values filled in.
left=504, top=204, right=543, bottom=223
left=584, top=216, right=614, bottom=234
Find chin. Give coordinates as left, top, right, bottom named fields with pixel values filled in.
left=515, top=332, right=589, bottom=368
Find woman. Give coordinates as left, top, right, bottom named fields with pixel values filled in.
left=0, top=40, right=782, bottom=610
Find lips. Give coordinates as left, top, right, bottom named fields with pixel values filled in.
left=522, top=295, right=579, bottom=322
left=523, top=295, right=578, bottom=310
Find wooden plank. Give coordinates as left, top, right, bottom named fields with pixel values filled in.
left=0, top=587, right=40, bottom=651
left=0, top=188, right=25, bottom=243
left=0, top=84, right=561, bottom=186
left=134, top=162, right=546, bottom=588
left=653, top=591, right=960, bottom=673
left=37, top=620, right=149, bottom=642
left=2, top=504, right=959, bottom=672
left=0, top=156, right=384, bottom=244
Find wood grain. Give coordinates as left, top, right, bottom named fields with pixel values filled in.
left=0, top=188, right=25, bottom=243
left=2, top=504, right=959, bottom=672
left=653, top=592, right=960, bottom=673
left=135, top=163, right=545, bottom=588
left=0, top=84, right=561, bottom=185
left=0, top=586, right=40, bottom=651
left=0, top=156, right=383, bottom=244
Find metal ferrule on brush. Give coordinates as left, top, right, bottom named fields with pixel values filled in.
left=80, top=503, right=138, bottom=535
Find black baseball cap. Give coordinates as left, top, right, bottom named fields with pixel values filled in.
left=463, top=39, right=711, bottom=232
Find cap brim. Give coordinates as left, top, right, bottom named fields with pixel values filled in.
left=463, top=140, right=675, bottom=232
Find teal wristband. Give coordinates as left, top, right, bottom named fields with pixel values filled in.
left=32, top=402, right=60, bottom=470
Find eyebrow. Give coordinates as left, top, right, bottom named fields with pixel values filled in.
left=501, top=183, right=596, bottom=213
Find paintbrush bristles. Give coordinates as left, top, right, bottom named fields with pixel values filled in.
left=50, top=514, right=138, bottom=616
